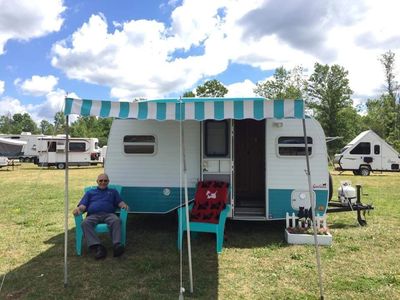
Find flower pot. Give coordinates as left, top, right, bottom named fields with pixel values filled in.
left=285, top=229, right=332, bottom=246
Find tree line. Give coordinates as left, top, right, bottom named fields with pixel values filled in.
left=1, top=51, right=399, bottom=154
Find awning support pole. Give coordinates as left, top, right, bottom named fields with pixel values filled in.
left=302, top=118, right=324, bottom=300
left=64, top=114, right=70, bottom=287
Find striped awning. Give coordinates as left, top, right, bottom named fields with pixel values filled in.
left=64, top=97, right=304, bottom=120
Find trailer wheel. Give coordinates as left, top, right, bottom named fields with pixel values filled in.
left=359, top=166, right=370, bottom=176
left=57, top=163, right=65, bottom=169
left=328, top=173, right=333, bottom=201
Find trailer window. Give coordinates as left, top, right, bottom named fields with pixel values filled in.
left=69, top=142, right=86, bottom=152
left=48, top=141, right=56, bottom=152
left=124, top=135, right=156, bottom=154
left=204, top=120, right=229, bottom=157
left=350, top=142, right=370, bottom=155
left=374, top=145, right=380, bottom=155
left=277, top=136, right=312, bottom=156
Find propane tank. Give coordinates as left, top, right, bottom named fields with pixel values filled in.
left=338, top=181, right=357, bottom=204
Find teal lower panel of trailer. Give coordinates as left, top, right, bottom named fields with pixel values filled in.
left=121, top=186, right=196, bottom=213
left=268, top=189, right=328, bottom=219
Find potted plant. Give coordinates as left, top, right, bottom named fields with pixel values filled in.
left=285, top=207, right=332, bottom=246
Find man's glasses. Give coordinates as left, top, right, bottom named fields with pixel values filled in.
left=98, top=179, right=109, bottom=183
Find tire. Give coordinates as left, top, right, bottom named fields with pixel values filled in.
left=57, top=163, right=65, bottom=169
left=328, top=173, right=333, bottom=201
left=353, top=170, right=360, bottom=175
left=359, top=166, right=370, bottom=176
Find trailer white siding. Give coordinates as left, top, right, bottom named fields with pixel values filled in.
left=106, top=119, right=201, bottom=187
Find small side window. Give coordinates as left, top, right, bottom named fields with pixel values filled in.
left=69, top=142, right=86, bottom=152
left=350, top=142, right=370, bottom=155
left=204, top=120, right=229, bottom=157
left=374, top=145, right=380, bottom=155
left=277, top=136, right=312, bottom=156
left=124, top=135, right=156, bottom=154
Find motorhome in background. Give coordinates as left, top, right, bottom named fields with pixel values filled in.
left=34, top=136, right=100, bottom=169
left=0, top=132, right=47, bottom=162
left=334, top=130, right=400, bottom=176
left=99, top=145, right=107, bottom=165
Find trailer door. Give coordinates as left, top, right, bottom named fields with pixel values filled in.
left=233, top=119, right=266, bottom=219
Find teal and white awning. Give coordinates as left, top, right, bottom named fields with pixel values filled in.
left=64, top=97, right=304, bottom=120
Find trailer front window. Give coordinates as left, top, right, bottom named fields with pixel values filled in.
left=277, top=136, right=312, bottom=156
left=123, top=135, right=156, bottom=154
left=350, top=142, right=370, bottom=155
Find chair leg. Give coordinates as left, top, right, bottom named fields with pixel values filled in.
left=76, top=228, right=83, bottom=256
left=216, top=231, right=224, bottom=254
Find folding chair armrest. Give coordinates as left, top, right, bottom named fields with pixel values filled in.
left=218, top=204, right=231, bottom=225
left=119, top=208, right=128, bottom=223
left=74, top=213, right=83, bottom=226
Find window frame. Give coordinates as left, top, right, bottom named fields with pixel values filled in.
left=69, top=142, right=87, bottom=152
left=350, top=142, right=371, bottom=155
left=123, top=135, right=157, bottom=155
left=204, top=120, right=229, bottom=158
left=276, top=136, right=313, bottom=157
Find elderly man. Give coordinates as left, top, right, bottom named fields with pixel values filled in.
left=73, top=173, right=128, bottom=259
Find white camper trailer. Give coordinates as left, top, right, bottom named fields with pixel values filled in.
left=34, top=136, right=100, bottom=169
left=0, top=132, right=47, bottom=162
left=334, top=130, right=400, bottom=176
left=64, top=97, right=330, bottom=221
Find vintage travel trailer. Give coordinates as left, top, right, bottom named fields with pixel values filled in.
left=65, top=97, right=330, bottom=221
left=34, top=136, right=100, bottom=169
left=334, top=130, right=400, bottom=176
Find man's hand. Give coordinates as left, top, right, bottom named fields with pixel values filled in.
left=119, top=202, right=129, bottom=211
left=73, top=205, right=86, bottom=216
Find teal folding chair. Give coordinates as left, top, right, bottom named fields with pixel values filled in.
left=178, top=183, right=231, bottom=254
left=74, top=185, right=128, bottom=256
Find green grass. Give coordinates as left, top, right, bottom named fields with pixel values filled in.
left=1, top=165, right=400, bottom=299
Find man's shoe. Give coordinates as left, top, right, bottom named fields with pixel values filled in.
left=95, top=245, right=107, bottom=260
left=113, top=243, right=125, bottom=257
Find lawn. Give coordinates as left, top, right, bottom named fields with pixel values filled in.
left=0, top=164, right=399, bottom=299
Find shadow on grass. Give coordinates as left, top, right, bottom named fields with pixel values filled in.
left=1, top=215, right=287, bottom=299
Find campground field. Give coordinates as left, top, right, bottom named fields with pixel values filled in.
left=0, top=164, right=399, bottom=299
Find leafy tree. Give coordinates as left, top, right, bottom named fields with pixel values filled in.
left=12, top=113, right=39, bottom=134
left=196, top=79, right=228, bottom=97
left=0, top=113, right=13, bottom=133
left=364, top=51, right=400, bottom=151
left=182, top=91, right=195, bottom=97
left=54, top=111, right=66, bottom=134
left=307, top=63, right=354, bottom=155
left=254, top=66, right=307, bottom=99
left=40, top=120, right=55, bottom=135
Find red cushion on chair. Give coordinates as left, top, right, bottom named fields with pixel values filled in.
left=190, top=181, right=229, bottom=224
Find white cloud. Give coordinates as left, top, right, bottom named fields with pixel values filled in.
left=15, top=75, right=59, bottom=96
left=0, top=97, right=27, bottom=116
left=0, top=80, right=4, bottom=95
left=50, top=0, right=400, bottom=102
left=225, top=80, right=256, bottom=97
left=0, top=0, right=65, bottom=54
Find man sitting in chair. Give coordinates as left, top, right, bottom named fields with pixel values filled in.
left=73, top=173, right=128, bottom=259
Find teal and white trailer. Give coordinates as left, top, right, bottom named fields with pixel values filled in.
left=64, top=97, right=330, bottom=221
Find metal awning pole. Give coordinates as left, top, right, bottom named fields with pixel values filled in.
left=63, top=114, right=69, bottom=287
left=180, top=110, right=193, bottom=294
left=302, top=118, right=324, bottom=299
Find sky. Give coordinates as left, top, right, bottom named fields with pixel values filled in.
left=1, top=0, right=400, bottom=123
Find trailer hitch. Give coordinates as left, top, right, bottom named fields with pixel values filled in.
left=327, top=184, right=374, bottom=226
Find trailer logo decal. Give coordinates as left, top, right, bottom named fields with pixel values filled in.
left=313, top=183, right=327, bottom=188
